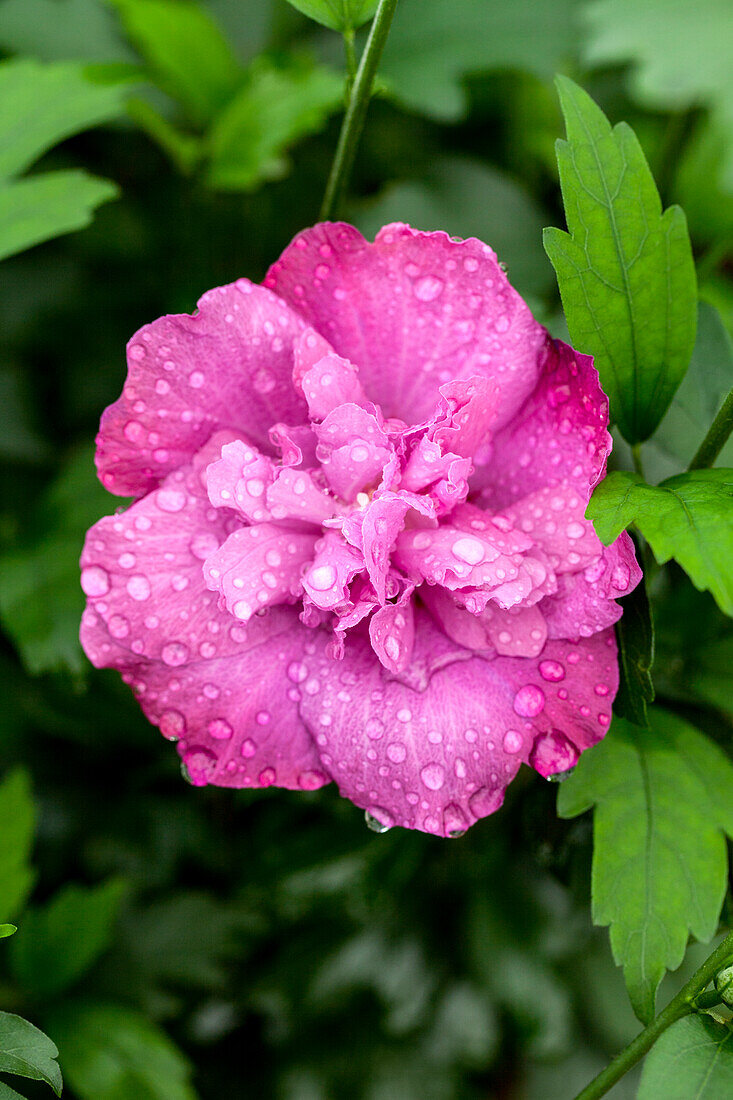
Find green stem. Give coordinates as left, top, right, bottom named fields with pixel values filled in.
left=688, top=386, right=733, bottom=470
left=631, top=443, right=645, bottom=478
left=319, top=0, right=400, bottom=221
left=573, top=929, right=733, bottom=1100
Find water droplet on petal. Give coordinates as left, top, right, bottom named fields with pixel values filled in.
left=539, top=659, right=565, bottom=682
left=513, top=684, right=545, bottom=718
left=207, top=718, right=232, bottom=740
left=413, top=274, right=444, bottom=302
left=452, top=536, right=485, bottom=565
left=161, top=642, right=189, bottom=667
left=81, top=566, right=110, bottom=597
left=386, top=742, right=406, bottom=764
left=126, top=574, right=151, bottom=601
left=308, top=564, right=337, bottom=591
left=420, top=763, right=446, bottom=791
left=502, top=729, right=523, bottom=754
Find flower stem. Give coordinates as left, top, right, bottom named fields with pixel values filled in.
left=688, top=385, right=733, bottom=470
left=573, top=928, right=733, bottom=1100
left=631, top=443, right=645, bottom=478
left=320, top=0, right=400, bottom=221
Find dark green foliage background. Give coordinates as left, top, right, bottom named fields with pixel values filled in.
left=0, top=1, right=731, bottom=1097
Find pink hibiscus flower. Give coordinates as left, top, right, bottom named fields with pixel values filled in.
left=80, top=223, right=640, bottom=836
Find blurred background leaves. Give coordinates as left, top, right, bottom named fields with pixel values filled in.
left=0, top=0, right=731, bottom=1097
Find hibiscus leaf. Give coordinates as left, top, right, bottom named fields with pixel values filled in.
left=109, top=0, right=243, bottom=127
left=0, top=170, right=119, bottom=263
left=612, top=565, right=654, bottom=726
left=284, top=0, right=379, bottom=32
left=0, top=769, right=36, bottom=923
left=45, top=1001, right=196, bottom=1100
left=9, top=879, right=126, bottom=998
left=0, top=1012, right=62, bottom=1096
left=381, top=0, right=581, bottom=121
left=584, top=0, right=733, bottom=192
left=637, top=1014, right=733, bottom=1099
left=557, top=711, right=733, bottom=1022
left=205, top=54, right=343, bottom=191
left=0, top=57, right=128, bottom=181
left=543, top=76, right=697, bottom=444
left=586, top=469, right=733, bottom=615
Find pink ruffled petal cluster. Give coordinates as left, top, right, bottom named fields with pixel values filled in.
left=80, top=223, right=640, bottom=836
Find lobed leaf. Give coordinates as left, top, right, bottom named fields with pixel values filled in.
left=637, top=1013, right=733, bottom=1098
left=0, top=1012, right=62, bottom=1096
left=544, top=76, right=697, bottom=443
left=586, top=469, right=733, bottom=615
left=558, top=711, right=733, bottom=1021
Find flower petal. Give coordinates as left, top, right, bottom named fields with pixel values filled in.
left=96, top=280, right=309, bottom=498
left=204, top=524, right=316, bottom=621
left=315, top=404, right=392, bottom=500
left=368, top=588, right=415, bottom=672
left=264, top=223, right=546, bottom=426
left=206, top=439, right=276, bottom=523
left=123, top=628, right=326, bottom=791
left=296, top=615, right=617, bottom=833
left=477, top=340, right=612, bottom=507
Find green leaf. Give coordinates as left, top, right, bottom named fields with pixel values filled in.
left=584, top=0, right=733, bottom=191
left=354, top=156, right=555, bottom=301
left=0, top=58, right=128, bottom=181
left=205, top=55, right=343, bottom=191
left=543, top=76, right=697, bottom=444
left=0, top=446, right=123, bottom=675
left=0, top=1012, right=62, bottom=1096
left=637, top=1014, right=733, bottom=1099
left=381, top=0, right=581, bottom=121
left=558, top=711, right=733, bottom=1021
left=0, top=170, right=119, bottom=262
left=110, top=0, right=243, bottom=126
left=10, top=879, right=126, bottom=998
left=284, top=0, right=378, bottom=31
left=613, top=565, right=654, bottom=726
left=46, top=1001, right=197, bottom=1100
left=0, top=925, right=17, bottom=939
left=0, top=770, right=35, bottom=921
left=586, top=469, right=733, bottom=615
